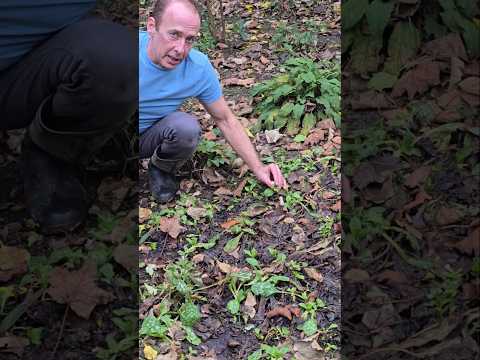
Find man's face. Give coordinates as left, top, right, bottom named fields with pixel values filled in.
left=146, top=2, right=200, bottom=69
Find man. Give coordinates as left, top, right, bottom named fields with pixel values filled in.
left=0, top=1, right=137, bottom=233
left=140, top=0, right=287, bottom=203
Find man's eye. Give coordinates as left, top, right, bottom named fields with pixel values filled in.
left=168, top=32, right=179, bottom=39
left=186, top=37, right=196, bottom=44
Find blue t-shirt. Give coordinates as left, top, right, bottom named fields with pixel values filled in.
left=0, top=1, right=96, bottom=72
left=139, top=30, right=222, bottom=133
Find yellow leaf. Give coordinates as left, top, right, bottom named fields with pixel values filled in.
left=244, top=128, right=254, bottom=138
left=260, top=1, right=271, bottom=9
left=245, top=4, right=254, bottom=13
left=144, top=345, right=158, bottom=360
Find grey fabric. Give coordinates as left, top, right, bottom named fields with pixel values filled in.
left=139, top=111, right=201, bottom=160
left=0, top=17, right=137, bottom=131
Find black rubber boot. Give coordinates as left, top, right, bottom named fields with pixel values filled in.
left=22, top=97, right=123, bottom=233
left=21, top=134, right=88, bottom=234
left=148, top=147, right=187, bottom=203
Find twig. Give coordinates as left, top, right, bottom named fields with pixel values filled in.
left=49, top=305, right=69, bottom=360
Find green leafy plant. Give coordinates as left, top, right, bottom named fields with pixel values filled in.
left=196, top=139, right=235, bottom=168
left=251, top=57, right=341, bottom=133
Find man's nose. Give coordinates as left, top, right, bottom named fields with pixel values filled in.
left=173, top=38, right=187, bottom=55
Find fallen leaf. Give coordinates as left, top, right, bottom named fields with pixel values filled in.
left=392, top=61, right=441, bottom=99
left=243, top=292, right=257, bottom=319
left=405, top=166, right=432, bottom=188
left=304, top=268, right=324, bottom=283
left=0, top=336, right=29, bottom=356
left=265, top=129, right=283, bottom=144
left=187, top=207, right=206, bottom=220
left=304, top=128, right=325, bottom=146
left=220, top=219, right=239, bottom=229
left=0, top=246, right=30, bottom=282
left=223, top=77, right=255, bottom=87
left=143, top=345, right=158, bottom=360
left=423, top=33, right=467, bottom=60
left=458, top=77, right=479, bottom=95
left=259, top=55, right=270, bottom=64
left=344, top=268, right=370, bottom=282
left=216, top=260, right=239, bottom=274
left=293, top=340, right=325, bottom=360
left=233, top=179, right=248, bottom=197
left=139, top=207, right=152, bottom=223
left=97, top=177, right=134, bottom=212
left=435, top=206, right=463, bottom=226
left=451, top=226, right=479, bottom=256
left=266, top=305, right=293, bottom=320
left=113, top=244, right=137, bottom=272
left=47, top=261, right=114, bottom=319
left=214, top=187, right=233, bottom=196
left=160, top=216, right=184, bottom=239
left=403, top=190, right=431, bottom=211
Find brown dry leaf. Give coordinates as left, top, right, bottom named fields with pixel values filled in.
left=405, top=166, right=432, bottom=188
left=97, top=177, right=134, bottom=212
left=423, top=33, right=467, bottom=60
left=293, top=340, right=325, bottom=360
left=139, top=207, right=152, bottom=223
left=304, top=268, right=324, bottom=283
left=113, top=244, right=137, bottom=272
left=316, top=118, right=336, bottom=130
left=449, top=57, right=464, bottom=89
left=451, top=226, right=479, bottom=256
left=392, top=61, right=441, bottom=99
left=350, top=91, right=393, bottom=110
left=214, top=186, right=233, bottom=196
left=259, top=55, right=270, bottom=65
left=220, top=219, right=239, bottom=229
left=344, top=268, right=370, bottom=282
left=322, top=191, right=336, bottom=200
left=403, top=190, right=432, bottom=211
left=243, top=292, right=257, bottom=319
left=202, top=167, right=226, bottom=185
left=233, top=179, right=248, bottom=197
left=266, top=305, right=293, bottom=320
left=0, top=336, right=29, bottom=356
left=0, top=246, right=30, bottom=282
left=458, top=76, right=479, bottom=95
left=47, top=261, right=114, bottom=319
left=435, top=206, right=463, bottom=226
left=304, top=128, right=325, bottom=146
left=187, top=207, right=205, bottom=220
left=223, top=77, right=255, bottom=87
left=216, top=260, right=239, bottom=274
left=160, top=216, right=184, bottom=239
left=376, top=270, right=409, bottom=284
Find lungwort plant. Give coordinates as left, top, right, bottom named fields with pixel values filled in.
left=250, top=58, right=340, bottom=135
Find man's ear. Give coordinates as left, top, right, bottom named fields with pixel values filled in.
left=146, top=17, right=156, bottom=35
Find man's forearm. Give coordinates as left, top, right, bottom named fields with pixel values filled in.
left=216, top=115, right=263, bottom=173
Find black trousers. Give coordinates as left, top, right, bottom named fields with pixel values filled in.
left=0, top=17, right=137, bottom=132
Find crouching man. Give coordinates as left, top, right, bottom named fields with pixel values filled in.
left=140, top=0, right=287, bottom=203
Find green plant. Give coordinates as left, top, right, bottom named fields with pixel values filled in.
left=195, top=18, right=217, bottom=53
left=248, top=344, right=291, bottom=360
left=251, top=57, right=341, bottom=133
left=428, top=268, right=463, bottom=318
left=195, top=139, right=235, bottom=168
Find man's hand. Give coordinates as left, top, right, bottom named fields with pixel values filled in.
left=252, top=163, right=288, bottom=190
left=203, top=97, right=288, bottom=190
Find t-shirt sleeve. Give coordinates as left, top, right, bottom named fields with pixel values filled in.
left=197, top=60, right=222, bottom=105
